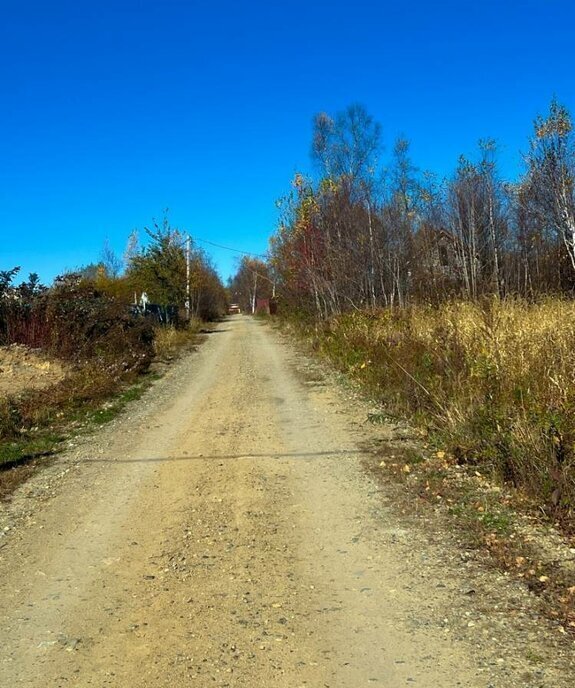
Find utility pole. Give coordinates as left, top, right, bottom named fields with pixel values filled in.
left=252, top=270, right=276, bottom=298
left=251, top=271, right=258, bottom=314
left=185, top=234, right=191, bottom=320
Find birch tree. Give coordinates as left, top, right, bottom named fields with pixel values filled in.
left=523, top=99, right=575, bottom=271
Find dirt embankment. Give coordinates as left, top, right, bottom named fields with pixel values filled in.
left=0, top=317, right=573, bottom=687
left=0, top=344, right=69, bottom=396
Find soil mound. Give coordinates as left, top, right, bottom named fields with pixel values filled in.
left=0, top=344, right=68, bottom=396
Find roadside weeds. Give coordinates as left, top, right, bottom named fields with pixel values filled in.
left=363, top=440, right=575, bottom=635
left=0, top=324, right=203, bottom=499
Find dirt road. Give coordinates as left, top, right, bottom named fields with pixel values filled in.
left=0, top=317, right=572, bottom=686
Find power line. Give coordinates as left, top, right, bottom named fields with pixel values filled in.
left=192, top=236, right=268, bottom=259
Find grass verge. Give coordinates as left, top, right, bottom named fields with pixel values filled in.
left=0, top=323, right=201, bottom=499
left=362, top=442, right=575, bottom=635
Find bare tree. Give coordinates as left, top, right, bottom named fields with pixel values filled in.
left=267, top=99, right=575, bottom=319
left=311, top=104, right=381, bottom=187
left=123, top=230, right=140, bottom=268
left=100, top=239, right=123, bottom=278
left=523, top=99, right=575, bottom=271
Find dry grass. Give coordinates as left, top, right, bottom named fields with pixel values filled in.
left=0, top=289, right=202, bottom=498
left=306, top=298, right=575, bottom=527
left=153, top=320, right=201, bottom=360
left=0, top=459, right=44, bottom=500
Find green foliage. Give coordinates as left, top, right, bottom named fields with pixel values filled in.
left=0, top=272, right=155, bottom=464
left=0, top=268, right=49, bottom=347
left=0, top=217, right=226, bottom=500
left=125, top=214, right=226, bottom=320
left=0, top=375, right=153, bottom=471
left=87, top=381, right=148, bottom=425
left=0, top=267, right=20, bottom=298
left=127, top=216, right=187, bottom=307
left=0, top=434, right=64, bottom=469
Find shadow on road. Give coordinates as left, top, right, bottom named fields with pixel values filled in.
left=74, top=449, right=365, bottom=464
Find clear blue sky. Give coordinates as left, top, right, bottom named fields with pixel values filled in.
left=2, top=0, right=574, bottom=284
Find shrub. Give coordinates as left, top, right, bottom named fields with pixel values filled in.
left=45, top=274, right=154, bottom=369
left=0, top=275, right=155, bottom=449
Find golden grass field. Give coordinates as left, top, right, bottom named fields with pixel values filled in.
left=308, top=299, right=575, bottom=524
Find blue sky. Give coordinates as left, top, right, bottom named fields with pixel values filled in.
left=1, top=0, right=574, bottom=284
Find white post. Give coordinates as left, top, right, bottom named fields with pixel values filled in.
left=251, top=272, right=258, bottom=314
left=185, top=235, right=191, bottom=320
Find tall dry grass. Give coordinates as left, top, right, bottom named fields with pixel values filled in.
left=153, top=319, right=201, bottom=360
left=312, top=299, right=575, bottom=522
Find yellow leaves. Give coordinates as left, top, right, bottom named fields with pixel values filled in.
left=292, top=173, right=304, bottom=189
left=513, top=557, right=551, bottom=585
left=535, top=110, right=573, bottom=139
left=319, top=177, right=339, bottom=194
left=483, top=532, right=499, bottom=547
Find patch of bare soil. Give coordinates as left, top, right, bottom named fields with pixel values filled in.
left=0, top=317, right=573, bottom=687
left=0, top=344, right=68, bottom=396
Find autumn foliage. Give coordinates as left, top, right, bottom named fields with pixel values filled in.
left=263, top=100, right=575, bottom=527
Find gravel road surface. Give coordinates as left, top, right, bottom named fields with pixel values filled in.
left=0, top=316, right=572, bottom=687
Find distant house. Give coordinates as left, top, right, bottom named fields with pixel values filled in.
left=255, top=298, right=270, bottom=315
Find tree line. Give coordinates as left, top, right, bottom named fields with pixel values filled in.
left=227, top=256, right=275, bottom=314
left=268, top=100, right=575, bottom=318
left=1, top=215, right=227, bottom=351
